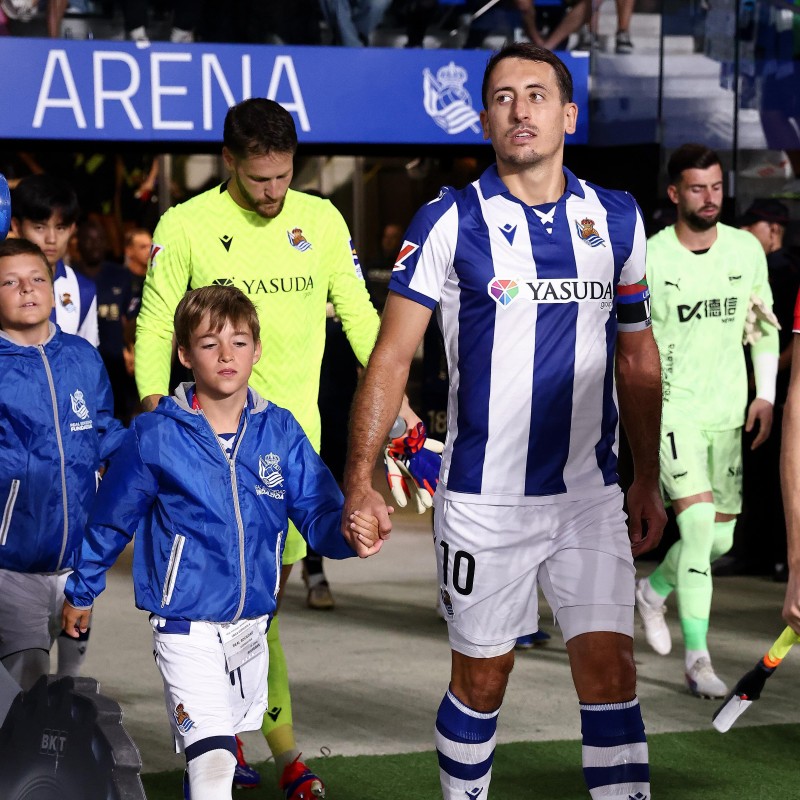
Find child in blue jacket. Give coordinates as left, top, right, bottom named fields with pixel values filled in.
left=0, top=238, right=126, bottom=691
left=63, top=284, right=384, bottom=800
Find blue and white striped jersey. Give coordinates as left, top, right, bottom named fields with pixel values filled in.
left=389, top=166, right=650, bottom=504
left=50, top=260, right=99, bottom=347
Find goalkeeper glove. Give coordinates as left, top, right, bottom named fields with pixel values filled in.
left=743, top=293, right=781, bottom=346
left=384, top=421, right=444, bottom=514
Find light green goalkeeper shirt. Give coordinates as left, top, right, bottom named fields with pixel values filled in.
left=647, top=222, right=778, bottom=431
left=135, top=184, right=380, bottom=450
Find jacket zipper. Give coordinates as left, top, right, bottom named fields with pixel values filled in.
left=0, top=479, right=20, bottom=546
left=160, top=533, right=186, bottom=607
left=39, top=346, right=69, bottom=570
left=201, top=412, right=249, bottom=622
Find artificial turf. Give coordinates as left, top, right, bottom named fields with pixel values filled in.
left=141, top=722, right=800, bottom=799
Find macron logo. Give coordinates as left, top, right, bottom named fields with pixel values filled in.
left=499, top=223, right=517, bottom=246
left=393, top=241, right=419, bottom=271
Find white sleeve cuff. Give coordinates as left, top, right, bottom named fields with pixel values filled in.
left=754, top=352, right=778, bottom=406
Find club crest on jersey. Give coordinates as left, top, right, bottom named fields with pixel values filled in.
left=287, top=227, right=312, bottom=252
left=394, top=241, right=419, bottom=271
left=440, top=588, right=454, bottom=617
left=575, top=218, right=606, bottom=248
left=148, top=243, right=164, bottom=270
left=487, top=278, right=520, bottom=306
left=422, top=61, right=481, bottom=135
left=173, top=703, right=195, bottom=734
left=60, top=292, right=76, bottom=313
left=257, top=453, right=285, bottom=499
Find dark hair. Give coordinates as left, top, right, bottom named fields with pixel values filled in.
left=174, top=285, right=260, bottom=350
left=124, top=227, right=151, bottom=248
left=11, top=174, right=80, bottom=226
left=223, top=98, right=298, bottom=159
left=0, top=237, right=53, bottom=279
left=667, top=144, right=722, bottom=184
left=482, top=43, right=573, bottom=107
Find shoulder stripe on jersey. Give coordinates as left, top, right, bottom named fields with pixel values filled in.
left=75, top=270, right=96, bottom=330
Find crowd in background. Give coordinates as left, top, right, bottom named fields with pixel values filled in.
left=0, top=0, right=642, bottom=54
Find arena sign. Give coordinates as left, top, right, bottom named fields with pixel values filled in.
left=0, top=39, right=589, bottom=144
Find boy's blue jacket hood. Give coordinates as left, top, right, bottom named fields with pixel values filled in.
left=0, top=325, right=126, bottom=573
left=66, top=383, right=354, bottom=622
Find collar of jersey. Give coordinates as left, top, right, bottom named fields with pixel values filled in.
left=478, top=165, right=584, bottom=202
left=53, top=259, right=67, bottom=280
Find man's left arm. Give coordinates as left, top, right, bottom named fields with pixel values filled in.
left=747, top=246, right=780, bottom=448
left=616, top=327, right=667, bottom=556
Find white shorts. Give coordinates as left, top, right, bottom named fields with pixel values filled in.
left=0, top=569, right=70, bottom=659
left=433, top=490, right=635, bottom=658
left=150, top=614, right=270, bottom=753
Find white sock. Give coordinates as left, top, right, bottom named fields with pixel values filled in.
left=685, top=649, right=710, bottom=670
left=640, top=578, right=666, bottom=607
left=186, top=749, right=236, bottom=800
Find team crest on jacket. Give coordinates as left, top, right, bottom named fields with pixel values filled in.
left=287, top=227, right=312, bottom=252
left=173, top=703, right=195, bottom=734
left=257, top=453, right=285, bottom=499
left=69, top=389, right=93, bottom=431
left=60, top=292, right=76, bottom=312
left=574, top=218, right=606, bottom=248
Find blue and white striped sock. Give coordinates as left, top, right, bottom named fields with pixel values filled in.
left=435, top=689, right=499, bottom=800
left=580, top=697, right=650, bottom=800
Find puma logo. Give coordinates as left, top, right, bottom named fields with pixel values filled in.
left=688, top=568, right=709, bottom=576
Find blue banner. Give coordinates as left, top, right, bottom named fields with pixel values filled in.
left=0, top=39, right=589, bottom=145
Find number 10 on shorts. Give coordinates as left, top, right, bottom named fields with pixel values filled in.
left=439, top=540, right=476, bottom=596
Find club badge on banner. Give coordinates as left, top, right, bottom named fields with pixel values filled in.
left=0, top=39, right=589, bottom=145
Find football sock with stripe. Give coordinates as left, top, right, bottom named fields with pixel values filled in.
left=581, top=697, right=650, bottom=799
left=435, top=689, right=498, bottom=800
left=261, top=617, right=296, bottom=757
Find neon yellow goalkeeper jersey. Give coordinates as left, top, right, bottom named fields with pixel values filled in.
left=136, top=184, right=380, bottom=449
left=647, top=222, right=777, bottom=431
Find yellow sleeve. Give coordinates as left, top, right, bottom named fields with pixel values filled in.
left=134, top=206, right=192, bottom=399
left=323, top=201, right=380, bottom=366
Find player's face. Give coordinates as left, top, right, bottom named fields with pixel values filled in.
left=668, top=164, right=724, bottom=231
left=0, top=254, right=55, bottom=339
left=223, top=149, right=294, bottom=219
left=125, top=232, right=153, bottom=272
left=480, top=58, right=577, bottom=171
left=178, top=315, right=262, bottom=402
left=12, top=214, right=75, bottom=268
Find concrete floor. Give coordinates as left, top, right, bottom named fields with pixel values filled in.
left=75, top=507, right=796, bottom=776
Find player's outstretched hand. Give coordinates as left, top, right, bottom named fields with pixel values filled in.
left=626, top=478, right=667, bottom=557
left=746, top=397, right=773, bottom=449
left=347, top=509, right=387, bottom=558
left=61, top=600, right=92, bottom=638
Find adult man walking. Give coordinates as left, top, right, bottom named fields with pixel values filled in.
left=635, top=144, right=779, bottom=698
left=342, top=43, right=665, bottom=800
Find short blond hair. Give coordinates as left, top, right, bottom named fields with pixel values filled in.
left=174, top=285, right=260, bottom=350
